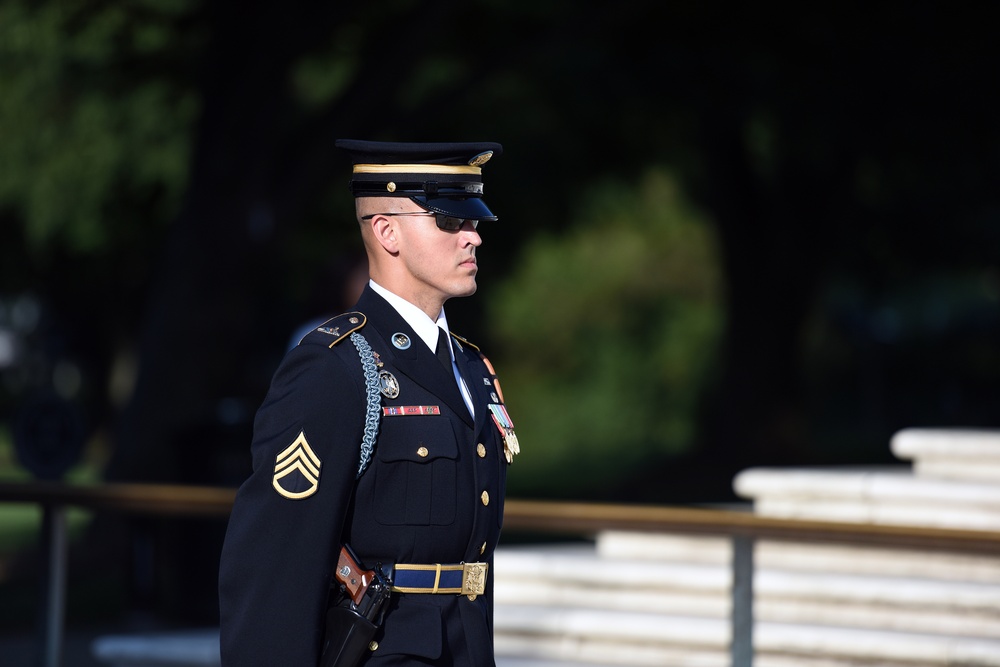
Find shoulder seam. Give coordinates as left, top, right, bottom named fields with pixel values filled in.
left=301, top=311, right=367, bottom=348
left=449, top=331, right=480, bottom=352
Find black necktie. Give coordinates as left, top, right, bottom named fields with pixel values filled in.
left=435, top=327, right=453, bottom=375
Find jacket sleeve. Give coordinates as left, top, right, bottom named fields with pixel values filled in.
left=218, top=342, right=366, bottom=666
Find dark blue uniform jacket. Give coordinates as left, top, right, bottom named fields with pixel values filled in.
left=219, top=286, right=509, bottom=665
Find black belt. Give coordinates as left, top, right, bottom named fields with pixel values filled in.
left=390, top=562, right=488, bottom=596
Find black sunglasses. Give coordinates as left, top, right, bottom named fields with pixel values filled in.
left=360, top=211, right=479, bottom=231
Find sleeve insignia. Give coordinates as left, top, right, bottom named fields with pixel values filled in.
left=272, top=431, right=321, bottom=499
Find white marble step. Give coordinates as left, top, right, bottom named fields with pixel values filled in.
left=891, top=429, right=1000, bottom=479
left=756, top=597, right=1000, bottom=637
left=734, top=467, right=1000, bottom=508
left=733, top=466, right=1000, bottom=530
left=596, top=532, right=1000, bottom=583
left=891, top=427, right=1000, bottom=484
left=757, top=621, right=1000, bottom=666
left=496, top=632, right=728, bottom=667
left=495, top=545, right=1000, bottom=615
left=751, top=497, right=1000, bottom=530
left=495, top=544, right=729, bottom=592
left=495, top=605, right=1000, bottom=666
left=498, top=580, right=1000, bottom=639
left=753, top=539, right=1000, bottom=583
left=495, top=606, right=727, bottom=645
left=497, top=580, right=728, bottom=617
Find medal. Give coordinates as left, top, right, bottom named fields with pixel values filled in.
left=487, top=403, right=520, bottom=463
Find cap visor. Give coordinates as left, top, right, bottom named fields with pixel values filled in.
left=412, top=196, right=498, bottom=221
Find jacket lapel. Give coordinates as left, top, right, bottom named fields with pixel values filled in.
left=357, top=288, right=474, bottom=428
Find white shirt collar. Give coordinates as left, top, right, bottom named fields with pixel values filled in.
left=369, top=280, right=451, bottom=357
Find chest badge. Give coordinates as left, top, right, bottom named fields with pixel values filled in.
left=391, top=333, right=411, bottom=350
left=379, top=370, right=400, bottom=398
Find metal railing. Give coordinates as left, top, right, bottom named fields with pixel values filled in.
left=3, top=480, right=1000, bottom=667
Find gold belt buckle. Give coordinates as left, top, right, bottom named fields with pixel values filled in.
left=461, top=562, right=488, bottom=597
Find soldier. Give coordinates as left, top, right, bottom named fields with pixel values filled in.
left=219, top=140, right=518, bottom=666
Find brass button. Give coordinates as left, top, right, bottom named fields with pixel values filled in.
left=477, top=443, right=486, bottom=458
left=416, top=446, right=428, bottom=457
left=481, top=490, right=489, bottom=506
left=349, top=317, right=359, bottom=324
left=480, top=541, right=487, bottom=555
left=369, top=640, right=379, bottom=651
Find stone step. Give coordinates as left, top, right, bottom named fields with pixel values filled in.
left=752, top=497, right=1000, bottom=530
left=754, top=539, right=1000, bottom=583
left=756, top=598, right=1000, bottom=638
left=891, top=428, right=1000, bottom=483
left=498, top=583, right=1000, bottom=639
left=596, top=532, right=1000, bottom=583
left=757, top=621, right=1000, bottom=666
left=495, top=545, right=1000, bottom=615
left=494, top=605, right=1000, bottom=667
left=732, top=467, right=1000, bottom=530
left=595, top=531, right=1000, bottom=583
left=496, top=633, right=728, bottom=667
left=757, top=568, right=1000, bottom=612
left=496, top=544, right=729, bottom=592
left=734, top=467, right=1000, bottom=508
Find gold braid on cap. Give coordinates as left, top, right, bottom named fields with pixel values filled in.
left=353, top=164, right=483, bottom=175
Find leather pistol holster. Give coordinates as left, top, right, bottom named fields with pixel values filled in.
left=319, top=545, right=393, bottom=667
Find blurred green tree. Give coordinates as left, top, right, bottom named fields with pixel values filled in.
left=0, top=0, right=203, bottom=474
left=0, top=0, right=198, bottom=254
left=490, top=169, right=724, bottom=499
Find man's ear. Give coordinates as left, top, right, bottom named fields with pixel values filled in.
left=370, top=214, right=399, bottom=254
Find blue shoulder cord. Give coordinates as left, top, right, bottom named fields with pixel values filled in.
left=349, top=331, right=381, bottom=478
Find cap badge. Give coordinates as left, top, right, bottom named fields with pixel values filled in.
left=468, top=151, right=493, bottom=167
left=392, top=333, right=411, bottom=349
left=379, top=370, right=400, bottom=399
left=272, top=431, right=321, bottom=499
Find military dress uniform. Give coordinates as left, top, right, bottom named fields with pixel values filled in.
left=219, top=140, right=514, bottom=666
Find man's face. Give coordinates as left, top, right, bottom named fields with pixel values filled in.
left=390, top=206, right=483, bottom=304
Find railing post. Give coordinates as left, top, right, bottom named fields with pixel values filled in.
left=731, top=534, right=754, bottom=667
left=37, top=502, right=68, bottom=667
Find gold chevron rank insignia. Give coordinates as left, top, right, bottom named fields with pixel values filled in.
left=272, top=431, right=321, bottom=499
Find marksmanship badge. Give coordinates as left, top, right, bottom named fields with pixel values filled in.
left=379, top=370, right=400, bottom=398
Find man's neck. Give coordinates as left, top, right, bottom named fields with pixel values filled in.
left=369, top=280, right=448, bottom=353
left=367, top=277, right=444, bottom=320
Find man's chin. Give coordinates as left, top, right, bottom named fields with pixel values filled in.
left=453, top=281, right=478, bottom=298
